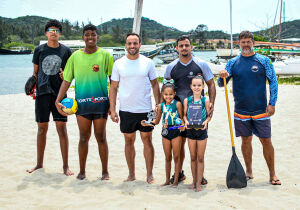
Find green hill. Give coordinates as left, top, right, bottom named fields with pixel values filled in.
left=98, top=17, right=185, bottom=40
left=0, top=15, right=299, bottom=48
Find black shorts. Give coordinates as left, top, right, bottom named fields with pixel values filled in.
left=35, top=94, right=67, bottom=123
left=186, top=128, right=208, bottom=141
left=180, top=130, right=187, bottom=138
left=119, top=111, right=154, bottom=133
left=162, top=127, right=181, bottom=141
left=79, top=113, right=108, bottom=121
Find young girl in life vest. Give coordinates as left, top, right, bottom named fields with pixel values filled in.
left=183, top=75, right=211, bottom=192
left=142, top=80, right=184, bottom=187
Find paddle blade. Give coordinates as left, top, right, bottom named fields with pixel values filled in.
left=226, top=148, right=247, bottom=189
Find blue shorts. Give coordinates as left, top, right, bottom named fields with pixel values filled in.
left=234, top=118, right=271, bottom=138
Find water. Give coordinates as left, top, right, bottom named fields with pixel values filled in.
left=0, top=51, right=217, bottom=95
left=0, top=54, right=33, bottom=95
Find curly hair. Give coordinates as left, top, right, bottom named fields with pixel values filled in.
left=44, top=19, right=62, bottom=33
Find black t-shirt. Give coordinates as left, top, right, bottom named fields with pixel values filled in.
left=32, top=43, right=72, bottom=96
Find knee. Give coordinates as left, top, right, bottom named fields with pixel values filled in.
left=260, top=138, right=272, bottom=146
left=165, top=155, right=172, bottom=162
left=37, top=126, right=48, bottom=136
left=173, top=155, right=180, bottom=163
left=197, top=156, right=204, bottom=163
left=95, top=132, right=106, bottom=144
left=79, top=133, right=91, bottom=144
left=190, top=155, right=197, bottom=162
left=143, top=138, right=153, bottom=148
left=56, top=125, right=67, bottom=137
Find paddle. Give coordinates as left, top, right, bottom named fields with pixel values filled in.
left=223, top=78, right=247, bottom=189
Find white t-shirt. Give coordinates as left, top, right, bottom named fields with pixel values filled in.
left=111, top=54, right=157, bottom=113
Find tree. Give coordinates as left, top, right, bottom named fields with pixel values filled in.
left=195, top=24, right=208, bottom=44
left=112, top=25, right=124, bottom=43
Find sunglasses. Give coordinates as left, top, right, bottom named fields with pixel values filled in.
left=47, top=28, right=60, bottom=33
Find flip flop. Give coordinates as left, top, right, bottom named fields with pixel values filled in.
left=270, top=179, right=281, bottom=185
left=246, top=176, right=254, bottom=181
left=201, top=177, right=208, bottom=185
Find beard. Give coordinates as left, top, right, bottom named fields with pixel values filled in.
left=241, top=46, right=253, bottom=55
left=181, top=51, right=189, bottom=57
left=127, top=48, right=139, bottom=56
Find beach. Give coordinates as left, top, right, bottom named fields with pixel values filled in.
left=0, top=85, right=300, bottom=209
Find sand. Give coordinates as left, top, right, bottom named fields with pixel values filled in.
left=0, top=85, right=299, bottom=209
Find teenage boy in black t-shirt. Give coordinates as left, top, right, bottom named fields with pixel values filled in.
left=27, top=19, right=73, bottom=176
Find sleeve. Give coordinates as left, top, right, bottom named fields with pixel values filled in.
left=198, top=62, right=214, bottom=82
left=106, top=53, right=114, bottom=76
left=61, top=47, right=72, bottom=70
left=217, top=59, right=234, bottom=87
left=111, top=62, right=120, bottom=82
left=164, top=64, right=172, bottom=79
left=63, top=54, right=74, bottom=83
left=265, top=58, right=278, bottom=106
left=32, top=46, right=40, bottom=65
left=148, top=60, right=157, bottom=80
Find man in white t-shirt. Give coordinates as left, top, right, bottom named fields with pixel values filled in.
left=109, top=33, right=160, bottom=184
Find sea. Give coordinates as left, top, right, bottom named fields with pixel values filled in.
left=0, top=51, right=217, bottom=95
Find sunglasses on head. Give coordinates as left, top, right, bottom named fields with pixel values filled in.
left=47, top=28, right=60, bottom=33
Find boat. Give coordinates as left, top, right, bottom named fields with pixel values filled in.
left=0, top=47, right=32, bottom=55
left=155, top=41, right=178, bottom=63
left=216, top=48, right=240, bottom=59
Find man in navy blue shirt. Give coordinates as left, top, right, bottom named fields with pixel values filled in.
left=219, top=31, right=280, bottom=185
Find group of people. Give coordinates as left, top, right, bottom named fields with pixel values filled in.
left=27, top=19, right=281, bottom=192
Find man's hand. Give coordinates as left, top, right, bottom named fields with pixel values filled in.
left=55, top=101, right=68, bottom=117
left=219, top=70, right=229, bottom=78
left=208, top=103, right=214, bottom=118
left=59, top=68, right=64, bottom=80
left=266, top=105, right=275, bottom=116
left=30, top=88, right=36, bottom=99
left=110, top=110, right=119, bottom=123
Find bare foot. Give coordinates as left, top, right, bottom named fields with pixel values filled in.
left=26, top=165, right=43, bottom=173
left=63, top=167, right=74, bottom=176
left=189, top=183, right=196, bottom=190
left=124, top=175, right=136, bottom=182
left=161, top=181, right=170, bottom=186
left=76, top=173, right=86, bottom=180
left=101, top=172, right=110, bottom=180
left=147, top=174, right=154, bottom=184
left=195, top=184, right=203, bottom=192
left=246, top=172, right=254, bottom=181
left=171, top=182, right=178, bottom=188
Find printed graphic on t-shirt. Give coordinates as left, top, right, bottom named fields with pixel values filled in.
left=92, top=64, right=100, bottom=72
left=42, top=55, right=62, bottom=75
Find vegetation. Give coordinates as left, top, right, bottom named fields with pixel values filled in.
left=277, top=76, right=300, bottom=85
left=0, top=15, right=299, bottom=49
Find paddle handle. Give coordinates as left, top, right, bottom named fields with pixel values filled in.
left=223, top=77, right=235, bottom=147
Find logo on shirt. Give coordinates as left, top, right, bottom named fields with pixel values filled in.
left=77, top=96, right=107, bottom=103
left=251, top=65, right=259, bottom=72
left=92, top=64, right=100, bottom=72
left=187, top=71, right=194, bottom=78
left=42, top=55, right=62, bottom=75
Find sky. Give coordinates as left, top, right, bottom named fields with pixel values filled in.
left=0, top=0, right=299, bottom=33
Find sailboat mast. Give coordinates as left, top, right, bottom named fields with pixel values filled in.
left=278, top=0, right=283, bottom=42
left=132, top=0, right=143, bottom=35
left=230, top=0, right=233, bottom=56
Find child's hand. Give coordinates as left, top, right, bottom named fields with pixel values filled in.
left=201, top=121, right=208, bottom=130
left=179, top=123, right=185, bottom=131
left=141, top=120, right=155, bottom=127
left=163, top=122, right=168, bottom=128
left=184, top=120, right=190, bottom=129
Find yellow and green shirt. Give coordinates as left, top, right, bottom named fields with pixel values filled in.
left=63, top=48, right=113, bottom=115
